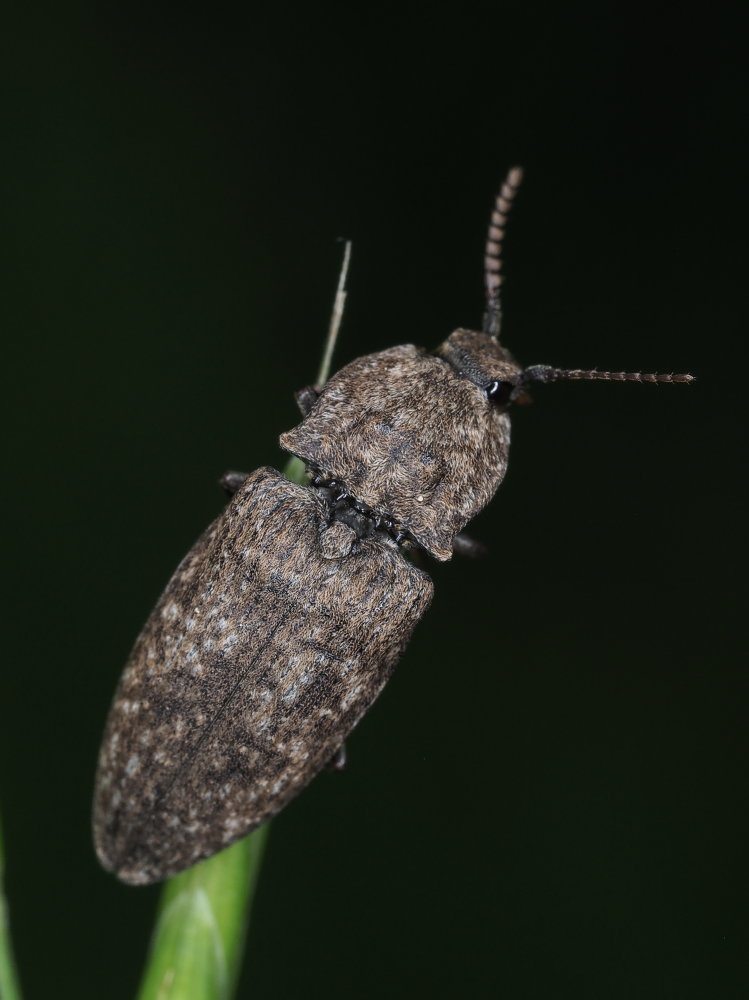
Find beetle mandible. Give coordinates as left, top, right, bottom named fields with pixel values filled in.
left=93, top=168, right=693, bottom=885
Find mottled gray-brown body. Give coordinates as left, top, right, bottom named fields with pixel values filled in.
left=281, top=331, right=520, bottom=561
left=94, top=168, right=693, bottom=885
left=94, top=468, right=432, bottom=884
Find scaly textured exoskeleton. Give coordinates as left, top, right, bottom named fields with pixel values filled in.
left=93, top=169, right=693, bottom=884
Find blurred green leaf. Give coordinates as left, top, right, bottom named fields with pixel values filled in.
left=0, top=815, right=23, bottom=1000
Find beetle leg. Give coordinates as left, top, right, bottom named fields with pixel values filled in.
left=219, top=470, right=250, bottom=496
left=295, top=385, right=320, bottom=416
left=327, top=743, right=347, bottom=773
left=453, top=533, right=488, bottom=558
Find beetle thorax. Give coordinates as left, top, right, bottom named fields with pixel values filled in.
left=280, top=331, right=515, bottom=561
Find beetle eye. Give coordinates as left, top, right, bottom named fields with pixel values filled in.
left=486, top=379, right=514, bottom=407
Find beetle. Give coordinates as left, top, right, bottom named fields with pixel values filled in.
left=93, top=169, right=693, bottom=884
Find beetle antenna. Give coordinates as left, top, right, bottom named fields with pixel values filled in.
left=521, top=365, right=695, bottom=385
left=316, top=239, right=353, bottom=388
left=483, top=166, right=523, bottom=339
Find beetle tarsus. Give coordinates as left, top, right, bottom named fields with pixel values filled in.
left=327, top=744, right=347, bottom=772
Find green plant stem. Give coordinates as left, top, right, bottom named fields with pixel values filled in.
left=133, top=244, right=350, bottom=1000
left=0, top=815, right=23, bottom=1000
left=135, top=826, right=269, bottom=1000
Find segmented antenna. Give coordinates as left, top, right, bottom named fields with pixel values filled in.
left=522, top=365, right=695, bottom=385
left=315, top=239, right=352, bottom=389
left=483, top=166, right=524, bottom=339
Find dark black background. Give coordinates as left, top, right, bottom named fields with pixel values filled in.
left=2, top=3, right=746, bottom=998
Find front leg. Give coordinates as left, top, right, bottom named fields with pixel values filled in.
left=327, top=743, right=347, bottom=772
left=219, top=470, right=250, bottom=496
left=453, top=533, right=488, bottom=558
left=295, top=385, right=320, bottom=416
